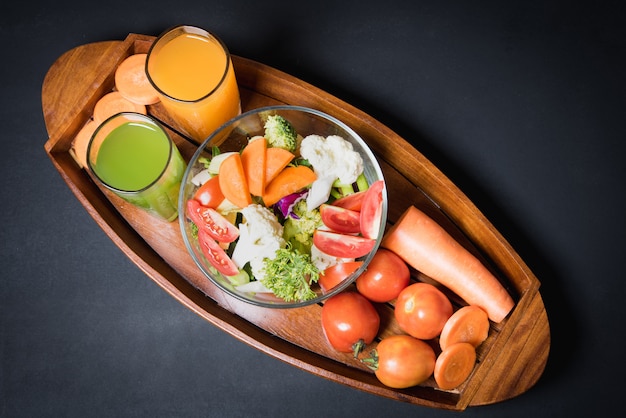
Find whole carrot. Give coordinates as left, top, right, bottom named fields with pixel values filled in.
left=381, top=206, right=514, bottom=323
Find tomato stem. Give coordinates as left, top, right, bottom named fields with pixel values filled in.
left=352, top=339, right=367, bottom=359
left=360, top=349, right=379, bottom=371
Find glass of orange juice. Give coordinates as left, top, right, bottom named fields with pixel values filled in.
left=145, top=25, right=241, bottom=142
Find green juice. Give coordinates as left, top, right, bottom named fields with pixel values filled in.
left=94, top=121, right=170, bottom=191
left=90, top=117, right=186, bottom=221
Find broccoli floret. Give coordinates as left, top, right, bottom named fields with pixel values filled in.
left=264, top=115, right=298, bottom=152
left=261, top=245, right=320, bottom=302
left=282, top=200, right=323, bottom=255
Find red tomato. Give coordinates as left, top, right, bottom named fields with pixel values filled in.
left=197, top=229, right=239, bottom=277
left=356, top=249, right=410, bottom=302
left=332, top=190, right=366, bottom=211
left=319, top=261, right=363, bottom=294
left=321, top=292, right=380, bottom=354
left=395, top=282, right=453, bottom=340
left=369, top=335, right=436, bottom=389
left=360, top=180, right=385, bottom=239
left=187, top=199, right=239, bottom=243
left=193, top=175, right=225, bottom=208
left=320, top=204, right=361, bottom=234
left=313, top=230, right=375, bottom=259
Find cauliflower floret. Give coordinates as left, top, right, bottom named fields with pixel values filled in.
left=299, top=134, right=364, bottom=210
left=231, top=204, right=286, bottom=281
left=300, top=134, right=363, bottom=184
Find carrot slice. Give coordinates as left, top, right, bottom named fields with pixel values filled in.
left=439, top=305, right=490, bottom=351
left=93, top=91, right=147, bottom=124
left=434, top=342, right=476, bottom=390
left=263, top=165, right=316, bottom=206
left=114, top=53, right=160, bottom=105
left=381, top=206, right=514, bottom=323
left=218, top=153, right=252, bottom=208
left=71, top=119, right=98, bottom=168
left=264, top=147, right=295, bottom=186
left=241, top=137, right=267, bottom=197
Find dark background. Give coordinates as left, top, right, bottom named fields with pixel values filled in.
left=2, top=0, right=625, bottom=416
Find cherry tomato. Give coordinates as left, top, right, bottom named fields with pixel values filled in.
left=193, top=175, right=225, bottom=208
left=367, top=335, right=436, bottom=389
left=319, top=204, right=361, bottom=234
left=319, top=261, right=363, bottom=294
left=332, top=190, right=366, bottom=211
left=356, top=249, right=410, bottom=302
left=395, top=282, right=453, bottom=340
left=197, top=229, right=239, bottom=277
left=187, top=199, right=239, bottom=243
left=360, top=180, right=385, bottom=239
left=321, top=292, right=380, bottom=354
left=313, top=230, right=375, bottom=259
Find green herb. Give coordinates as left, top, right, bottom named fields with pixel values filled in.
left=261, top=245, right=320, bottom=302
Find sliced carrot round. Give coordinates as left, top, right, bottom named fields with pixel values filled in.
left=434, top=342, right=476, bottom=390
left=241, top=137, right=267, bottom=197
left=264, top=147, right=295, bottom=186
left=114, top=53, right=160, bottom=105
left=263, top=165, right=316, bottom=207
left=93, top=91, right=147, bottom=124
left=218, top=153, right=252, bottom=209
left=439, top=305, right=490, bottom=351
left=71, top=119, right=98, bottom=168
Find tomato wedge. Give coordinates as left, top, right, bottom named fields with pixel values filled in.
left=193, top=175, right=224, bottom=208
left=319, top=204, right=361, bottom=234
left=360, top=180, right=385, bottom=239
left=332, top=190, right=366, bottom=211
left=313, top=230, right=376, bottom=258
left=197, top=229, right=239, bottom=277
left=187, top=199, right=239, bottom=243
left=319, top=261, right=363, bottom=293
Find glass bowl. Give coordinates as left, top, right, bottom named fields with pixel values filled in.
left=179, top=105, right=387, bottom=308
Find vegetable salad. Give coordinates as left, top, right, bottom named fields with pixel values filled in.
left=186, top=114, right=384, bottom=302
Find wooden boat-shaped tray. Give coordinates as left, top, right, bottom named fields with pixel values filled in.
left=42, top=33, right=550, bottom=410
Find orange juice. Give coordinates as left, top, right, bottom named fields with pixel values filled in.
left=146, top=26, right=241, bottom=141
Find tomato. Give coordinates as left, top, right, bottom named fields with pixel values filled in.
left=313, top=230, right=376, bottom=259
left=356, top=249, right=410, bottom=302
left=321, top=292, right=380, bottom=355
left=332, top=190, right=366, bottom=211
left=319, top=204, right=361, bottom=234
left=197, top=229, right=239, bottom=277
left=367, top=335, right=436, bottom=389
left=395, top=282, right=453, bottom=340
left=187, top=199, right=239, bottom=243
left=319, top=261, right=363, bottom=294
left=360, top=180, right=385, bottom=239
left=193, top=175, right=224, bottom=208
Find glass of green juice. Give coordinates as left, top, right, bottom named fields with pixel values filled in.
left=87, top=112, right=186, bottom=221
